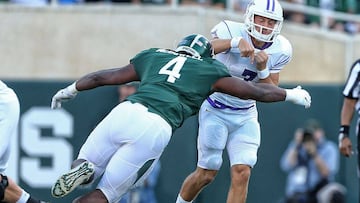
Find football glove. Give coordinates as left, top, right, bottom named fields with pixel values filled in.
left=285, top=86, right=311, bottom=108
left=51, top=82, right=78, bottom=109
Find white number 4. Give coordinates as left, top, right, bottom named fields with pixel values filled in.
left=159, top=56, right=186, bottom=83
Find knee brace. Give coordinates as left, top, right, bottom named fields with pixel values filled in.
left=0, top=174, right=9, bottom=201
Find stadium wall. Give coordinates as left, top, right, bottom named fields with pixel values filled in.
left=0, top=5, right=359, bottom=83
left=5, top=80, right=358, bottom=203
left=2, top=4, right=359, bottom=203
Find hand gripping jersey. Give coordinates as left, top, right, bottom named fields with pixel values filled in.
left=127, top=48, right=231, bottom=130
left=210, top=20, right=292, bottom=109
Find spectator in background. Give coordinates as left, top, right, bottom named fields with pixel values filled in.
left=180, top=0, right=225, bottom=9
left=119, top=161, right=160, bottom=203
left=280, top=119, right=345, bottom=203
left=282, top=0, right=360, bottom=33
left=109, top=0, right=169, bottom=5
left=305, top=0, right=335, bottom=28
left=283, top=0, right=311, bottom=24
left=233, top=0, right=250, bottom=12
left=341, top=0, right=360, bottom=34
left=118, top=82, right=138, bottom=103
left=9, top=0, right=48, bottom=6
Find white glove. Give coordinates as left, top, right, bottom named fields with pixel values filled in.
left=285, top=86, right=311, bottom=108
left=51, top=82, right=79, bottom=109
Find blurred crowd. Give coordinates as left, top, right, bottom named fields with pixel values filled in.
left=0, top=0, right=359, bottom=35
left=281, top=0, right=360, bottom=34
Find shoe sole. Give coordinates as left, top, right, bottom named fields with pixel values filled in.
left=51, top=161, right=95, bottom=198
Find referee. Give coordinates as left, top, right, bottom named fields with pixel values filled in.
left=338, top=59, right=360, bottom=203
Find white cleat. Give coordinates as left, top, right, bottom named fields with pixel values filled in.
left=51, top=161, right=95, bottom=198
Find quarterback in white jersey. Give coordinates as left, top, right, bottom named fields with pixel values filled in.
left=209, top=20, right=291, bottom=109
left=176, top=0, right=292, bottom=203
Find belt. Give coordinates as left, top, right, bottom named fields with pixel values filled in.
left=206, top=97, right=254, bottom=111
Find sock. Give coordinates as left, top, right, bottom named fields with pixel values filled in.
left=176, top=194, right=193, bottom=203
left=16, top=190, right=30, bottom=203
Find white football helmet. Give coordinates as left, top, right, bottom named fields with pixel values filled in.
left=244, top=0, right=284, bottom=42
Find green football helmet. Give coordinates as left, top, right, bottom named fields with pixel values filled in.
left=175, top=34, right=213, bottom=59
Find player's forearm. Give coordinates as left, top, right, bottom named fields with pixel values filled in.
left=258, top=77, right=276, bottom=85
left=340, top=98, right=356, bottom=126
left=75, top=65, right=138, bottom=91
left=256, top=84, right=311, bottom=108
left=253, top=83, right=286, bottom=102
left=211, top=38, right=232, bottom=54
left=217, top=79, right=286, bottom=102
left=75, top=70, right=113, bottom=91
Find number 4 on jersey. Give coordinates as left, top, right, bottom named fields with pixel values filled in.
left=159, top=56, right=186, bottom=83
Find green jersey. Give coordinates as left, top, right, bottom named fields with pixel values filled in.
left=127, top=48, right=230, bottom=130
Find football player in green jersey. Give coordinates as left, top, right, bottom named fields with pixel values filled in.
left=50, top=34, right=311, bottom=203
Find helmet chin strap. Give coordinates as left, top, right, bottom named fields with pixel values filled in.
left=251, top=37, right=266, bottom=49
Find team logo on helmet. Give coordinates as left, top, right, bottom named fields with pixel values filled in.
left=175, top=34, right=213, bottom=59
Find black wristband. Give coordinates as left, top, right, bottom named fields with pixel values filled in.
left=0, top=174, right=8, bottom=201
left=339, top=125, right=350, bottom=135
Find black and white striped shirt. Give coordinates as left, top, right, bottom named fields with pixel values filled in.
left=343, top=59, right=360, bottom=114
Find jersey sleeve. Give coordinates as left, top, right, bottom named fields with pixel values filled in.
left=343, top=60, right=360, bottom=99
left=269, top=36, right=293, bottom=73
left=130, top=48, right=154, bottom=65
left=210, top=20, right=240, bottom=39
left=270, top=53, right=292, bottom=73
left=130, top=48, right=157, bottom=77
left=211, top=20, right=244, bottom=54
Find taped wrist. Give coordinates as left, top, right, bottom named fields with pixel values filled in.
left=339, top=125, right=350, bottom=135
left=285, top=89, right=296, bottom=102
left=339, top=125, right=350, bottom=142
left=66, top=82, right=79, bottom=94
left=257, top=68, right=270, bottom=79
left=0, top=174, right=9, bottom=201
left=230, top=37, right=242, bottom=48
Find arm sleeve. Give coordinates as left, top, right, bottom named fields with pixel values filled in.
left=343, top=60, right=360, bottom=98
left=210, top=20, right=233, bottom=39
left=280, top=142, right=298, bottom=172
left=270, top=39, right=293, bottom=73
left=321, top=142, right=340, bottom=176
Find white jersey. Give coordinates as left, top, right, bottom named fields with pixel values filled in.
left=209, top=20, right=292, bottom=108
left=0, top=80, right=16, bottom=100
left=0, top=80, right=20, bottom=173
left=0, top=80, right=10, bottom=96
